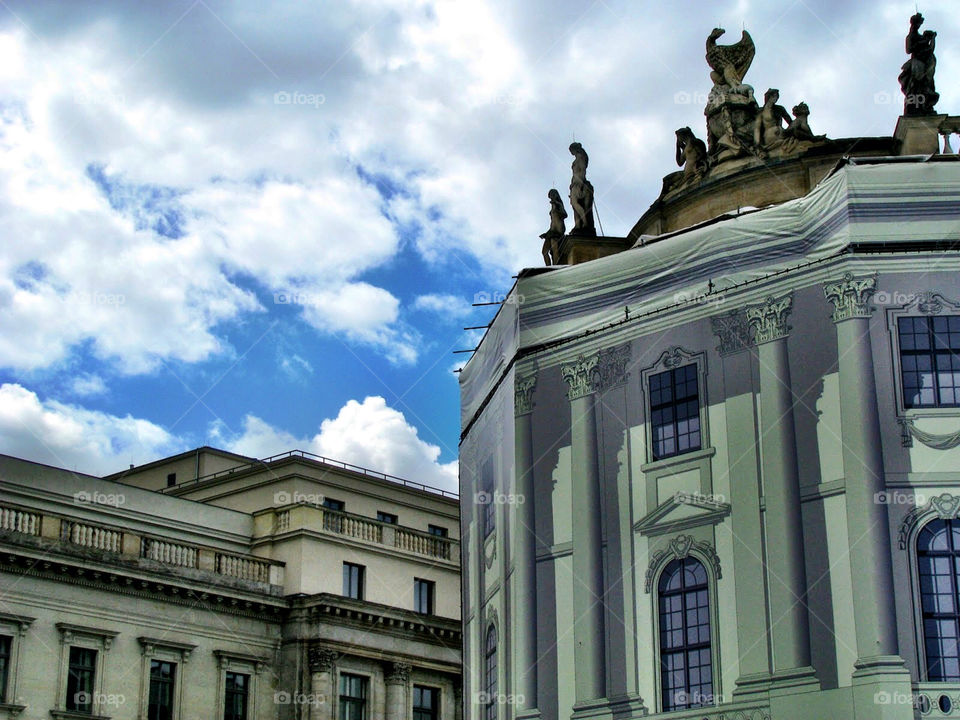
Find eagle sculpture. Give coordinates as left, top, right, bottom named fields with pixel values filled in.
left=706, top=28, right=755, bottom=88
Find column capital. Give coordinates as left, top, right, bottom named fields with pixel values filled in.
left=710, top=309, right=751, bottom=356
left=746, top=294, right=793, bottom=344
left=384, top=661, right=412, bottom=685
left=597, top=344, right=631, bottom=392
left=823, top=272, right=877, bottom=322
left=308, top=646, right=339, bottom=673
left=515, top=372, right=537, bottom=416
left=561, top=353, right=599, bottom=401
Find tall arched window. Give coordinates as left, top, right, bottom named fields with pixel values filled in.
left=484, top=625, right=498, bottom=720
left=917, top=519, right=960, bottom=681
left=658, top=557, right=712, bottom=711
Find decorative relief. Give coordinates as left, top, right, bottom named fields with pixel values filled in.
left=561, top=353, right=599, bottom=400
left=384, top=662, right=412, bottom=685
left=643, top=534, right=722, bottom=593
left=308, top=646, right=339, bottom=673
left=515, top=372, right=537, bottom=416
left=898, top=417, right=960, bottom=449
left=822, top=272, right=877, bottom=322
left=898, top=492, right=960, bottom=549
left=917, top=291, right=945, bottom=315
left=745, top=294, right=793, bottom=344
left=710, top=309, right=751, bottom=356
left=597, top=344, right=631, bottom=392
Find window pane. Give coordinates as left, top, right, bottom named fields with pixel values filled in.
left=67, top=647, right=97, bottom=713
left=918, top=519, right=960, bottom=681
left=0, top=635, right=10, bottom=704
left=659, top=558, right=712, bottom=711
left=148, top=660, right=176, bottom=720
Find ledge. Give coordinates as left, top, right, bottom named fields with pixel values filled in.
left=640, top=446, right=716, bottom=474
left=0, top=704, right=26, bottom=718
left=49, top=711, right=111, bottom=720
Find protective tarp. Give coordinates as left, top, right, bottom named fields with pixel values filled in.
left=459, top=293, right=519, bottom=429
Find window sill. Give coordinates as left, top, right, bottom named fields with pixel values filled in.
left=640, top=446, right=715, bottom=474
left=0, top=704, right=26, bottom=718
left=49, top=710, right=111, bottom=720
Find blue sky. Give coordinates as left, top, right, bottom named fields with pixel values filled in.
left=0, top=0, right=957, bottom=491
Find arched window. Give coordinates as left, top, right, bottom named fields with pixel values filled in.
left=484, top=625, right=498, bottom=720
left=917, top=519, right=960, bottom=681
left=658, top=557, right=712, bottom=711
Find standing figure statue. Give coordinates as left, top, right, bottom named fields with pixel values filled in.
left=675, top=127, right=708, bottom=184
left=899, top=13, right=939, bottom=115
left=753, top=88, right=792, bottom=150
left=539, top=189, right=567, bottom=265
left=568, top=142, right=596, bottom=236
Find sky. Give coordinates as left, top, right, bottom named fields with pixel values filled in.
left=0, top=0, right=957, bottom=493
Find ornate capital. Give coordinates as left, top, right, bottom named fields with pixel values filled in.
left=561, top=353, right=599, bottom=400
left=823, top=272, right=877, bottom=322
left=384, top=661, right=412, bottom=685
left=710, top=309, right=751, bottom=356
left=515, top=373, right=537, bottom=416
left=643, top=534, right=722, bottom=593
left=745, top=294, right=793, bottom=344
left=597, top=344, right=631, bottom=392
left=308, top=646, right=338, bottom=673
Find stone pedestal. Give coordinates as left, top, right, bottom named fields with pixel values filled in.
left=894, top=113, right=947, bottom=155
left=705, top=85, right=758, bottom=154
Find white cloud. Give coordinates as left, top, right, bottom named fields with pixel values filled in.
left=413, top=293, right=473, bottom=319
left=220, top=396, right=458, bottom=493
left=70, top=374, right=108, bottom=397
left=0, top=383, right=178, bottom=475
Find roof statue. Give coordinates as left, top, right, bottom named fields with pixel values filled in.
left=753, top=88, right=793, bottom=152
left=706, top=28, right=756, bottom=89
left=783, top=102, right=825, bottom=142
left=568, top=142, right=596, bottom=237
left=899, top=13, right=939, bottom=115
left=673, top=127, right=708, bottom=187
left=540, top=189, right=567, bottom=265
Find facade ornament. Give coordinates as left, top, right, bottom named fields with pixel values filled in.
left=674, top=127, right=708, bottom=186
left=644, top=534, right=722, bottom=593
left=899, top=13, right=939, bottom=116
left=753, top=88, right=792, bottom=151
left=745, top=293, right=793, bottom=344
left=568, top=143, right=596, bottom=237
left=898, top=417, right=960, bottom=450
left=823, top=272, right=877, bottom=322
left=783, top=102, right=825, bottom=142
left=662, top=347, right=686, bottom=369
left=308, top=646, right=339, bottom=673
left=515, top=372, right=537, bottom=416
left=384, top=662, right=412, bottom=685
left=706, top=28, right=755, bottom=90
left=898, top=492, right=960, bottom=549
left=596, top=344, right=631, bottom=392
left=710, top=309, right=751, bottom=356
left=561, top=353, right=599, bottom=400
left=917, top=291, right=944, bottom=315
left=539, top=189, right=567, bottom=265
left=704, top=28, right=758, bottom=157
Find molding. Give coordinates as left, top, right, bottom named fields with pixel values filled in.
left=0, top=703, right=26, bottom=718
left=899, top=492, right=960, bottom=549
left=56, top=623, right=118, bottom=650
left=822, top=272, right=877, bottom=322
left=639, top=446, right=716, bottom=474
left=514, top=372, right=537, bottom=417
left=0, top=613, right=34, bottom=634
left=639, top=347, right=710, bottom=466
left=745, top=293, right=793, bottom=344
left=898, top=417, right=960, bottom=449
left=561, top=353, right=599, bottom=400
left=308, top=646, right=339, bottom=673
left=384, top=661, right=412, bottom=685
left=643, top=534, right=722, bottom=594
left=137, top=637, right=196, bottom=662
left=635, top=492, right=731, bottom=537
left=710, top=309, right=751, bottom=356
left=596, top=343, right=631, bottom=392
left=213, top=650, right=267, bottom=674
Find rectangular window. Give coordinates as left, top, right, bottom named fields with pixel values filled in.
left=323, top=498, right=345, bottom=511
left=223, top=671, right=249, bottom=720
left=343, top=563, right=365, bottom=600
left=166, top=473, right=177, bottom=487
left=427, top=525, right=448, bottom=537
left=338, top=673, right=367, bottom=720
left=0, top=635, right=10, bottom=704
left=377, top=511, right=398, bottom=524
left=649, top=364, right=701, bottom=460
left=898, top=316, right=960, bottom=408
left=323, top=498, right=346, bottom=532
left=481, top=458, right=495, bottom=538
left=413, top=685, right=439, bottom=720
left=66, top=646, right=97, bottom=713
left=148, top=660, right=176, bottom=720
left=414, top=578, right=435, bottom=615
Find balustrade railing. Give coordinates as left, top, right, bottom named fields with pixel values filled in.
left=61, top=520, right=123, bottom=552
left=0, top=505, right=41, bottom=536
left=141, top=537, right=199, bottom=568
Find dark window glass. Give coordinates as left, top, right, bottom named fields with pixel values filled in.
left=659, top=558, right=713, bottom=711
left=428, top=525, right=448, bottom=537
left=339, top=673, right=367, bottom=720
left=899, top=316, right=960, bottom=408
left=224, top=671, right=249, bottom=720
left=343, top=563, right=365, bottom=600
left=0, top=635, right=10, bottom=704
left=166, top=473, right=177, bottom=487
left=481, top=458, right=495, bottom=539
left=148, top=660, right=176, bottom=720
left=918, top=518, right=960, bottom=681
left=66, top=646, right=97, bottom=713
left=484, top=626, right=497, bottom=720
left=323, top=498, right=346, bottom=532
left=377, top=511, right=398, bottom=524
left=413, top=685, right=439, bottom=720
left=649, top=364, right=702, bottom=460
left=323, top=498, right=345, bottom=511
left=414, top=578, right=435, bottom=614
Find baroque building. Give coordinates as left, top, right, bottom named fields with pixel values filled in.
left=0, top=447, right=461, bottom=720
left=459, top=17, right=960, bottom=720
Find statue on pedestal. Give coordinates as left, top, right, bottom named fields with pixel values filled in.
left=753, top=88, right=792, bottom=151
left=540, top=189, right=567, bottom=265
left=899, top=13, right=939, bottom=116
left=675, top=127, right=708, bottom=185
left=703, top=28, right=759, bottom=158
left=783, top=102, right=825, bottom=142
left=706, top=27, right=755, bottom=89
left=568, top=142, right=596, bottom=236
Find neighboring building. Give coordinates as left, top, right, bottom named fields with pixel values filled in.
left=459, top=21, right=960, bottom=720
left=0, top=447, right=461, bottom=720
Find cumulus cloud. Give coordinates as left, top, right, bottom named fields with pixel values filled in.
left=219, top=396, right=458, bottom=492
left=413, top=293, right=473, bottom=319
left=0, top=383, right=178, bottom=475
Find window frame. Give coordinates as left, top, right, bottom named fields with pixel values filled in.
left=412, top=684, right=439, bottom=720
left=376, top=512, right=398, bottom=525
left=343, top=562, right=365, bottom=600
left=66, top=646, right=98, bottom=714
left=337, top=672, right=368, bottom=720
left=481, top=457, right=496, bottom=540
left=914, top=517, right=960, bottom=682
left=640, top=348, right=710, bottom=466
left=213, top=651, right=265, bottom=720
left=53, top=623, right=118, bottom=719
left=0, top=612, right=33, bottom=711
left=414, top=578, right=435, bottom=615
left=483, top=624, right=498, bottom=720
left=137, top=637, right=195, bottom=720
